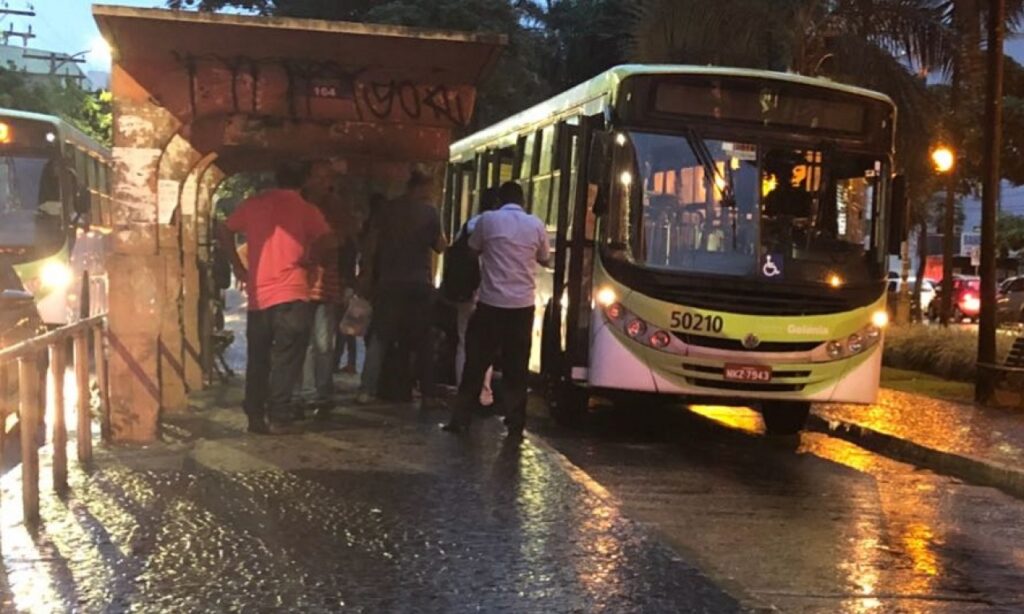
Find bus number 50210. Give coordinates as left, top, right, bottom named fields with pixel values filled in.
left=670, top=311, right=724, bottom=333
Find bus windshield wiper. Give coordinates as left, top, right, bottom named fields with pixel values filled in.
left=684, top=129, right=734, bottom=207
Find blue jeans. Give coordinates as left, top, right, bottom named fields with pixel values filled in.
left=301, top=302, right=340, bottom=404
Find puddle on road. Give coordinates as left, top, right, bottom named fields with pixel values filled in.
left=546, top=402, right=1024, bottom=612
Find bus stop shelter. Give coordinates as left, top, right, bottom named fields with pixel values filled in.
left=92, top=5, right=505, bottom=442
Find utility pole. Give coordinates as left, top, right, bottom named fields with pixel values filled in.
left=0, top=4, right=36, bottom=47
left=941, top=171, right=956, bottom=325
left=21, top=51, right=87, bottom=82
left=976, top=0, right=1006, bottom=403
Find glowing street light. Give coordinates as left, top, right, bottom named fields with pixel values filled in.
left=931, top=146, right=955, bottom=174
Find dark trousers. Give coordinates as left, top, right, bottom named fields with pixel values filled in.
left=244, top=300, right=312, bottom=422
left=451, top=303, right=534, bottom=430
left=375, top=284, right=436, bottom=400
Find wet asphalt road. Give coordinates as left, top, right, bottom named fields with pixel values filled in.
left=529, top=400, right=1024, bottom=613
left=0, top=386, right=742, bottom=613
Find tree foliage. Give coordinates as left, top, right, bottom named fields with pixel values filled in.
left=0, top=67, right=112, bottom=145
left=997, top=213, right=1024, bottom=253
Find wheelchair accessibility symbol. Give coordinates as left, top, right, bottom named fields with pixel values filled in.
left=761, top=253, right=783, bottom=278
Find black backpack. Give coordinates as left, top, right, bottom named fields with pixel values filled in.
left=440, top=222, right=480, bottom=302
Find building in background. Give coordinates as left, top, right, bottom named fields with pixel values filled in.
left=0, top=43, right=90, bottom=88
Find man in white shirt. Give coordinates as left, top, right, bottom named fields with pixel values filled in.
left=443, top=181, right=551, bottom=441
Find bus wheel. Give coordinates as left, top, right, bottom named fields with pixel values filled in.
left=549, top=383, right=589, bottom=428
left=760, top=401, right=810, bottom=436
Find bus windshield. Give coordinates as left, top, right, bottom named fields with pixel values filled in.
left=611, top=130, right=886, bottom=285
left=0, top=154, right=63, bottom=250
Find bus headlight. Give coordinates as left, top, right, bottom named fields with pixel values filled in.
left=40, top=261, right=73, bottom=290
left=625, top=318, right=647, bottom=338
left=600, top=299, right=678, bottom=353
left=649, top=330, right=672, bottom=349
left=865, top=325, right=882, bottom=343
left=822, top=318, right=884, bottom=361
left=826, top=341, right=844, bottom=359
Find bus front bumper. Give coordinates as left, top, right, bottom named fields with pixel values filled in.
left=587, top=315, right=882, bottom=405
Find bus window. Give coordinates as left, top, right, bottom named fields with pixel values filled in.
left=538, top=125, right=555, bottom=175
left=459, top=165, right=474, bottom=228
left=533, top=175, right=553, bottom=226
left=761, top=147, right=884, bottom=283
left=608, top=131, right=759, bottom=276
left=531, top=125, right=560, bottom=225
left=518, top=133, right=535, bottom=181
left=499, top=154, right=514, bottom=184
left=0, top=155, right=64, bottom=252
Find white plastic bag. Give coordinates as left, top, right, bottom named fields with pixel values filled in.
left=339, top=295, right=372, bottom=337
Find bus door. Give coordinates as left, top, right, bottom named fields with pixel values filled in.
left=553, top=115, right=600, bottom=383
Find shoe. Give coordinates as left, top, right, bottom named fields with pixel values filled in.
left=247, top=416, right=270, bottom=435
left=341, top=365, right=357, bottom=375
left=268, top=421, right=302, bottom=435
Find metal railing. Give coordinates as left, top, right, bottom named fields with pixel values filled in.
left=0, top=315, right=108, bottom=525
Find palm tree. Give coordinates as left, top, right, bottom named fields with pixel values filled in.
left=515, top=0, right=634, bottom=91
left=632, top=0, right=946, bottom=152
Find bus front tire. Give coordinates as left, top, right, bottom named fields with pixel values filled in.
left=760, top=401, right=811, bottom=436
left=549, top=383, right=589, bottom=428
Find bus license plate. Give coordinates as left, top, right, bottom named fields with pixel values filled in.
left=724, top=364, right=772, bottom=382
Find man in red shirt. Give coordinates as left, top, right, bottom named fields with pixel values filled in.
left=218, top=162, right=332, bottom=434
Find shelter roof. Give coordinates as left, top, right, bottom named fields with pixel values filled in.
left=93, top=5, right=506, bottom=172
left=93, top=5, right=506, bottom=87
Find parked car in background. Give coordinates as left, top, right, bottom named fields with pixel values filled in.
left=928, top=275, right=982, bottom=323
left=997, top=276, right=1024, bottom=324
left=887, top=278, right=937, bottom=316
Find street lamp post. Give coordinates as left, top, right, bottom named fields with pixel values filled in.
left=932, top=146, right=956, bottom=326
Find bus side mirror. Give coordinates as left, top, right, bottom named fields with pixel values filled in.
left=587, top=132, right=611, bottom=187
left=888, top=174, right=907, bottom=255
left=588, top=133, right=611, bottom=215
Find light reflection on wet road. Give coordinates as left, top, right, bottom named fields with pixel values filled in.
left=532, top=401, right=1024, bottom=613
left=0, top=395, right=742, bottom=613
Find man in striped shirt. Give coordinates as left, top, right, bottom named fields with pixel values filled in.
left=299, top=161, right=346, bottom=418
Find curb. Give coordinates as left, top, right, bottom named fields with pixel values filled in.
left=806, top=413, right=1024, bottom=500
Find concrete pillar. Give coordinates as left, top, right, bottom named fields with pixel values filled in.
left=108, top=63, right=180, bottom=443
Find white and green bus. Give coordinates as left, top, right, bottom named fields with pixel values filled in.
left=0, top=108, right=111, bottom=344
left=443, top=65, right=903, bottom=434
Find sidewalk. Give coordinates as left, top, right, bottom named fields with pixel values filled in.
left=813, top=388, right=1024, bottom=497
left=0, top=378, right=741, bottom=613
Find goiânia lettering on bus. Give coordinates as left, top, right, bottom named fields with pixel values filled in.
left=786, top=324, right=830, bottom=336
